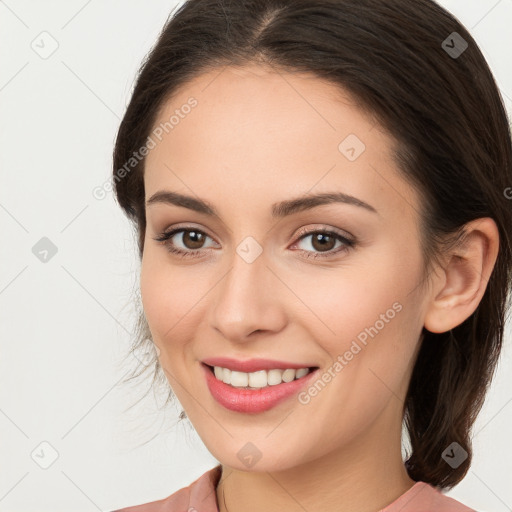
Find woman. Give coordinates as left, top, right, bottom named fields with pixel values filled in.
left=110, top=0, right=512, bottom=510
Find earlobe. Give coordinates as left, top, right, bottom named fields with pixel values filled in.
left=423, top=218, right=499, bottom=334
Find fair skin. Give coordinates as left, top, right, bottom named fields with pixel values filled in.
left=140, top=63, right=499, bottom=512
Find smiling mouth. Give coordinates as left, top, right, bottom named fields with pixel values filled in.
left=203, top=363, right=319, bottom=389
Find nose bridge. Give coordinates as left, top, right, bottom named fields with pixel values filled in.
left=209, top=240, right=284, bottom=341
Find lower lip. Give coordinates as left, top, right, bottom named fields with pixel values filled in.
left=202, top=363, right=319, bottom=413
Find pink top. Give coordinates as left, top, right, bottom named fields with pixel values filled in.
left=111, top=464, right=476, bottom=512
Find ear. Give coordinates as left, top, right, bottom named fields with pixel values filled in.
left=423, top=218, right=499, bottom=334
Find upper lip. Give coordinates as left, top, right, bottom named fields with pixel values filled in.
left=201, top=357, right=318, bottom=373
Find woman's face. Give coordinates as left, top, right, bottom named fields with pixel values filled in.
left=140, top=63, right=431, bottom=472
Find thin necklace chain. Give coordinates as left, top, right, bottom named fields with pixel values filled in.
left=221, top=481, right=229, bottom=512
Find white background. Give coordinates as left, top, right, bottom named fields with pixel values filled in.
left=0, top=1, right=511, bottom=511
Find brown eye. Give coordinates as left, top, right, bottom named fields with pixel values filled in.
left=153, top=227, right=217, bottom=258
left=153, top=226, right=355, bottom=260
left=310, top=232, right=337, bottom=252
left=180, top=230, right=207, bottom=249
left=292, top=228, right=355, bottom=260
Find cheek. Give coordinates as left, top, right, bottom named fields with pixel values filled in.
left=292, top=245, right=423, bottom=391
left=295, top=255, right=416, bottom=344
left=139, top=249, right=212, bottom=350
left=140, top=250, right=183, bottom=341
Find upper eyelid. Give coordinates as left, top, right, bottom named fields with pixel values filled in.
left=294, top=224, right=354, bottom=241
left=161, top=224, right=217, bottom=244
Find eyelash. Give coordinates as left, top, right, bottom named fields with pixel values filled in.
left=152, top=225, right=356, bottom=260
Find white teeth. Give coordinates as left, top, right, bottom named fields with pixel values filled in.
left=212, top=366, right=312, bottom=388
left=222, top=368, right=231, bottom=384
left=281, top=369, right=296, bottom=383
left=295, top=368, right=309, bottom=379
left=230, top=370, right=248, bottom=387
left=248, top=370, right=267, bottom=388
left=267, top=369, right=284, bottom=386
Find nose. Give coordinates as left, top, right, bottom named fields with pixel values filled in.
left=208, top=248, right=287, bottom=342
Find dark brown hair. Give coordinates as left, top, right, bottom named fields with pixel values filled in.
left=112, top=0, right=512, bottom=490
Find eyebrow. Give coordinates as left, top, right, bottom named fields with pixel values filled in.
left=146, top=190, right=378, bottom=218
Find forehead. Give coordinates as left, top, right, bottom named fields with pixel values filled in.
left=144, top=63, right=420, bottom=222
